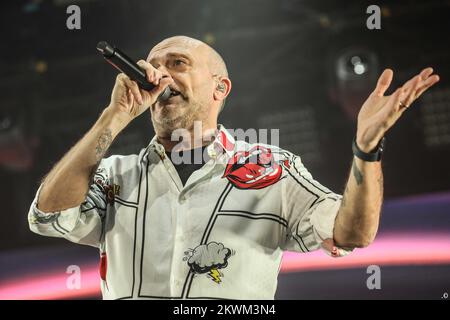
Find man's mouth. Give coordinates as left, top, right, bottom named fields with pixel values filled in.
left=157, top=87, right=185, bottom=106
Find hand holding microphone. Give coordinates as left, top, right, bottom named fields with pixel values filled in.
left=97, top=41, right=173, bottom=124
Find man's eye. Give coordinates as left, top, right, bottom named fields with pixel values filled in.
left=174, top=59, right=186, bottom=66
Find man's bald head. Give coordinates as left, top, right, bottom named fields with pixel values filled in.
left=205, top=42, right=228, bottom=78
left=147, top=35, right=231, bottom=136
left=150, top=35, right=228, bottom=78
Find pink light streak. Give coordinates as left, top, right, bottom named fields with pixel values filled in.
left=0, top=263, right=100, bottom=300
left=0, top=232, right=449, bottom=299
left=281, top=232, right=450, bottom=273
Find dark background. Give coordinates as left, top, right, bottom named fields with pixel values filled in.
left=0, top=0, right=449, bottom=300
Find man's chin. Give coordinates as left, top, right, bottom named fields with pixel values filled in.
left=151, top=112, right=187, bottom=132
left=155, top=101, right=182, bottom=110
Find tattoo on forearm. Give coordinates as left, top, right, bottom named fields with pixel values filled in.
left=352, top=160, right=364, bottom=186
left=95, top=128, right=112, bottom=162
left=341, top=184, right=349, bottom=207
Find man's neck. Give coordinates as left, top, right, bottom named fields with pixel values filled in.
left=156, top=124, right=218, bottom=152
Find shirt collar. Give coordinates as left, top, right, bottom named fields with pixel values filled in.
left=146, top=124, right=236, bottom=162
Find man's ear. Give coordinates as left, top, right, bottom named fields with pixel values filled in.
left=213, top=77, right=232, bottom=103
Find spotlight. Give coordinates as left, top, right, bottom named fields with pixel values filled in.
left=331, top=47, right=380, bottom=121
left=336, top=50, right=377, bottom=80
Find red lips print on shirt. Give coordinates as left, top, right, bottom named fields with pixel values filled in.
left=222, top=145, right=283, bottom=189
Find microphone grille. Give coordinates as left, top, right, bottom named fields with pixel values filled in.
left=96, top=41, right=114, bottom=57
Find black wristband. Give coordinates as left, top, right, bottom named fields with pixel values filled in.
left=352, top=136, right=385, bottom=162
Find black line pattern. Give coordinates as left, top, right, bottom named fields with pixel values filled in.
left=115, top=198, right=138, bottom=208
left=136, top=149, right=183, bottom=299
left=131, top=145, right=340, bottom=300
left=183, top=183, right=291, bottom=298
left=55, top=216, right=69, bottom=234
left=104, top=148, right=147, bottom=300
left=115, top=196, right=138, bottom=206
left=51, top=221, right=65, bottom=236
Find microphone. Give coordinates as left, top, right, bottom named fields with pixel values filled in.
left=96, top=41, right=171, bottom=101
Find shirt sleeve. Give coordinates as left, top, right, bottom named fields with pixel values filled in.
left=27, top=160, right=112, bottom=248
left=280, top=152, right=353, bottom=257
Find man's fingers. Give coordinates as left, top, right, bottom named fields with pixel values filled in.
left=152, top=77, right=173, bottom=97
left=398, top=67, right=439, bottom=107
left=402, top=67, right=432, bottom=90
left=121, top=76, right=143, bottom=105
left=137, top=60, right=162, bottom=86
left=401, top=71, right=440, bottom=107
left=159, top=76, right=173, bottom=87
left=373, top=69, right=394, bottom=97
left=394, top=88, right=411, bottom=119
left=401, top=74, right=420, bottom=92
left=141, top=77, right=174, bottom=102
left=391, top=87, right=405, bottom=111
left=118, top=62, right=174, bottom=104
left=391, top=74, right=438, bottom=113
left=415, top=74, right=440, bottom=99
left=402, top=76, right=422, bottom=107
left=420, top=67, right=434, bottom=80
left=376, top=87, right=407, bottom=132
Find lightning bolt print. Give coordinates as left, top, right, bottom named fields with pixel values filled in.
left=208, top=268, right=222, bottom=284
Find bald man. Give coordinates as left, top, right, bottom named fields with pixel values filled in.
left=28, top=36, right=439, bottom=299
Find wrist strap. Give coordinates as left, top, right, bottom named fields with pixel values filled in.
left=352, top=136, right=385, bottom=162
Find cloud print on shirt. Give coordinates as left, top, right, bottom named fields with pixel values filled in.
left=184, top=242, right=233, bottom=284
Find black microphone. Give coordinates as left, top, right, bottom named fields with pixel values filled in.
left=96, top=41, right=171, bottom=101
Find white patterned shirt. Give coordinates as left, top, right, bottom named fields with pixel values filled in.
left=28, top=125, right=351, bottom=300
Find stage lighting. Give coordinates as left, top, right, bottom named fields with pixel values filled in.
left=336, top=49, right=377, bottom=80
left=0, top=107, right=36, bottom=172
left=331, top=48, right=380, bottom=121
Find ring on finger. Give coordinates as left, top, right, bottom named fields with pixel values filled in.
left=399, top=100, right=409, bottom=109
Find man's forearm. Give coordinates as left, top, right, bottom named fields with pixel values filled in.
left=37, top=107, right=128, bottom=213
left=333, top=157, right=383, bottom=248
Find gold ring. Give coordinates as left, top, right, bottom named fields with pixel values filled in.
left=399, top=100, right=409, bottom=109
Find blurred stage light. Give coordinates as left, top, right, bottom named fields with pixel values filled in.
left=0, top=107, right=37, bottom=172
left=421, top=86, right=450, bottom=147
left=33, top=60, right=48, bottom=74
left=318, top=14, right=331, bottom=28
left=350, top=56, right=366, bottom=75
left=336, top=50, right=376, bottom=80
left=282, top=232, right=450, bottom=273
left=22, top=0, right=42, bottom=14
left=0, top=115, right=13, bottom=133
left=381, top=6, right=391, bottom=18
left=331, top=48, right=380, bottom=121
left=203, top=32, right=216, bottom=46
